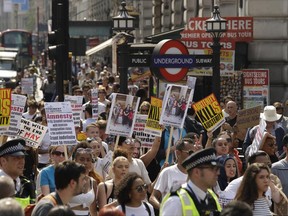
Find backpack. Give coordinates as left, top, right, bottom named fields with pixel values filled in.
left=24, top=194, right=57, bottom=216
left=121, top=202, right=151, bottom=216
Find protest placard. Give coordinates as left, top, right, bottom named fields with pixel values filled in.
left=144, top=97, right=162, bottom=137
left=133, top=114, right=155, bottom=148
left=21, top=78, right=34, bottom=95
left=102, top=150, right=113, bottom=174
left=17, top=118, right=48, bottom=148
left=3, top=94, right=27, bottom=137
left=246, top=118, right=266, bottom=157
left=0, top=88, right=11, bottom=130
left=91, top=88, right=98, bottom=119
left=192, top=93, right=225, bottom=132
left=160, top=84, right=193, bottom=128
left=106, top=93, right=140, bottom=137
left=237, top=105, right=261, bottom=129
left=45, top=102, right=77, bottom=146
left=64, top=95, right=83, bottom=127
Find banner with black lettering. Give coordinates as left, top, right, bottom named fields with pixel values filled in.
left=0, top=88, right=11, bottom=130
left=192, top=93, right=225, bottom=132
left=144, top=97, right=162, bottom=137
left=17, top=118, right=48, bottom=148
left=4, top=94, right=27, bottom=137
left=134, top=114, right=155, bottom=148
left=45, top=102, right=77, bottom=146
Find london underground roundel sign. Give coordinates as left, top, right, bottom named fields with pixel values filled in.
left=152, top=39, right=191, bottom=82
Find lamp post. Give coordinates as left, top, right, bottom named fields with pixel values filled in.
left=205, top=5, right=227, bottom=102
left=112, top=1, right=135, bottom=94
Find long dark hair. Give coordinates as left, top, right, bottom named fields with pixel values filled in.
left=115, top=172, right=142, bottom=205
left=235, top=163, right=270, bottom=205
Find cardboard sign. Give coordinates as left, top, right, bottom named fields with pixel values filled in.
left=193, top=94, right=225, bottom=132
left=17, top=118, right=48, bottom=148
left=237, top=105, right=262, bottom=129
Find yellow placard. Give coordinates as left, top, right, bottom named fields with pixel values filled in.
left=0, top=88, right=11, bottom=127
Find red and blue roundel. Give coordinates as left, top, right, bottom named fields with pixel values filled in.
left=152, top=39, right=191, bottom=82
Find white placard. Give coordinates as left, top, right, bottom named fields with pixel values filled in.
left=45, top=102, right=77, bottom=146
left=64, top=95, right=83, bottom=127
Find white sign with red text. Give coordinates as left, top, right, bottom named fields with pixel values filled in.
left=4, top=94, right=27, bottom=137
left=64, top=95, right=83, bottom=127
left=44, top=102, right=77, bottom=146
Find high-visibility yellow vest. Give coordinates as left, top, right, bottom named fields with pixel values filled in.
left=15, top=196, right=30, bottom=209
left=160, top=188, right=222, bottom=216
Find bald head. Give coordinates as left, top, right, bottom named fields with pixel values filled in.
left=226, top=101, right=237, bottom=118
left=0, top=176, right=15, bottom=199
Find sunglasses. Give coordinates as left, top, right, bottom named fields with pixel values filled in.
left=135, top=184, right=148, bottom=193
left=52, top=151, right=65, bottom=157
left=267, top=143, right=276, bottom=148
left=76, top=148, right=93, bottom=154
left=181, top=150, right=194, bottom=155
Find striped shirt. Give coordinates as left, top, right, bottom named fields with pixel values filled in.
left=253, top=197, right=273, bottom=216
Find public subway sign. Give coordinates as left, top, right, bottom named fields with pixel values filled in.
left=151, top=39, right=213, bottom=82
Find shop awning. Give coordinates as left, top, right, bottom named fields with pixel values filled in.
left=86, top=38, right=113, bottom=56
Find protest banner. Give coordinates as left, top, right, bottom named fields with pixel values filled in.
left=106, top=93, right=140, bottom=137
left=3, top=94, right=27, bottom=137
left=133, top=114, right=155, bottom=148
left=192, top=93, right=225, bottom=132
left=21, top=78, right=34, bottom=95
left=0, top=88, right=11, bottom=129
left=17, top=118, right=48, bottom=148
left=45, top=102, right=77, bottom=146
left=64, top=95, right=83, bottom=127
left=237, top=105, right=262, bottom=129
left=102, top=150, right=113, bottom=174
left=246, top=118, right=266, bottom=157
left=144, top=97, right=162, bottom=137
left=91, top=88, right=98, bottom=119
left=160, top=84, right=193, bottom=128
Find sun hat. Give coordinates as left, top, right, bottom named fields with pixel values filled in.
left=260, top=105, right=281, bottom=122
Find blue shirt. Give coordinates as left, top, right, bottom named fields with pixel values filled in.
left=40, top=165, right=55, bottom=192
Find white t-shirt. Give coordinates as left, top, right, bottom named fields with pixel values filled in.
left=38, top=131, right=51, bottom=164
left=116, top=202, right=155, bottom=216
left=129, top=158, right=151, bottom=184
left=154, top=164, right=187, bottom=197
left=223, top=176, right=272, bottom=206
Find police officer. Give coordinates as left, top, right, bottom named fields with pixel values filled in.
left=0, top=138, right=35, bottom=207
left=160, top=148, right=222, bottom=216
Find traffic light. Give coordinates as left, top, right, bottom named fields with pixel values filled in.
left=48, top=30, right=65, bottom=61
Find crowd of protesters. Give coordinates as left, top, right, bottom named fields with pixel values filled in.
left=0, top=61, right=288, bottom=216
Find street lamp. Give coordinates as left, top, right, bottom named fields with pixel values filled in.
left=205, top=5, right=227, bottom=102
left=112, top=1, right=135, bottom=94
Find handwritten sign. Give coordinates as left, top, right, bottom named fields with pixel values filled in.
left=237, top=105, right=261, bottom=129
left=17, top=118, right=48, bottom=148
